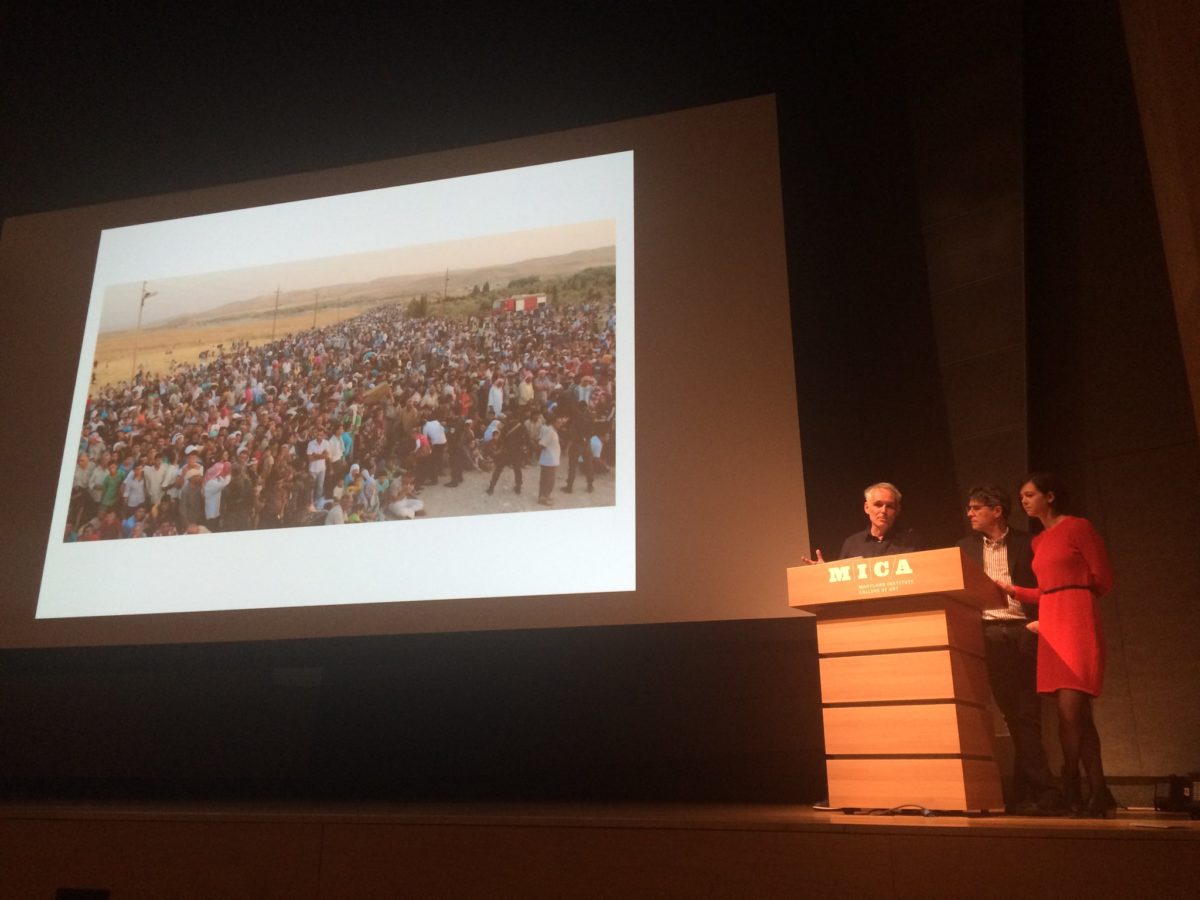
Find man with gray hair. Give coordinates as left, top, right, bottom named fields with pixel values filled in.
left=803, top=481, right=921, bottom=563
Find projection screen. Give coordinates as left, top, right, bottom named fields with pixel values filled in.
left=0, top=94, right=809, bottom=648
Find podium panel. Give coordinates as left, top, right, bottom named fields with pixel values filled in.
left=815, top=600, right=984, bottom=656
left=818, top=648, right=990, bottom=705
left=823, top=702, right=994, bottom=756
left=826, top=758, right=1005, bottom=811
left=788, top=548, right=1006, bottom=813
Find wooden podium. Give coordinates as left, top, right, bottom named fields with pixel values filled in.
left=788, top=547, right=1007, bottom=813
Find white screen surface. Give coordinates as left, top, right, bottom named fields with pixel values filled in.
left=0, top=95, right=809, bottom=648
left=38, top=153, right=635, bottom=618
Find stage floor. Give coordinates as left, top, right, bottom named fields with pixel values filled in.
left=3, top=797, right=1200, bottom=832
left=2, top=801, right=1197, bottom=899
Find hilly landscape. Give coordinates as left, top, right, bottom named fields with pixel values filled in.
left=163, top=245, right=616, bottom=328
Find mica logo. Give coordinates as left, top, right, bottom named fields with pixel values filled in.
left=828, top=558, right=914, bottom=583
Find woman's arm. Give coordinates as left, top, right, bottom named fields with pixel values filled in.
left=1074, top=518, right=1115, bottom=597
left=995, top=579, right=1041, bottom=605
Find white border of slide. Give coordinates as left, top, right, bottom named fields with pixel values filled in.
left=37, top=151, right=635, bottom=618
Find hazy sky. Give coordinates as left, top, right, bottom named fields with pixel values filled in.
left=100, top=219, right=614, bottom=332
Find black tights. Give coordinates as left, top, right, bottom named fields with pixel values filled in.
left=1056, top=688, right=1105, bottom=794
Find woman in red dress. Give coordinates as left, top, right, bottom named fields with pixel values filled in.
left=997, top=473, right=1116, bottom=818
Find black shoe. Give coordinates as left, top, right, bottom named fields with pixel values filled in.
left=1035, top=788, right=1069, bottom=816
left=1005, top=798, right=1040, bottom=816
left=562, top=485, right=573, bottom=494
left=1075, top=786, right=1118, bottom=819
left=514, top=485, right=521, bottom=494
left=485, top=487, right=494, bottom=495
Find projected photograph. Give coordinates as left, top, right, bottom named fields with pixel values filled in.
left=39, top=151, right=635, bottom=618
left=66, top=222, right=617, bottom=543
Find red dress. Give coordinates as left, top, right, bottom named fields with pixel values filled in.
left=1014, top=516, right=1115, bottom=696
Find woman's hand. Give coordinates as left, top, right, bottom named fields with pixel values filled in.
left=1025, top=620, right=1040, bottom=634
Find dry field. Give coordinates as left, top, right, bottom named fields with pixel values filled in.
left=91, top=303, right=376, bottom=391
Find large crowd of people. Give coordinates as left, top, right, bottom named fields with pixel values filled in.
left=65, top=300, right=617, bottom=541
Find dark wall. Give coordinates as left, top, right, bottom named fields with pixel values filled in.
left=0, top=619, right=825, bottom=802
left=1025, top=2, right=1200, bottom=775
left=780, top=9, right=961, bottom=553
left=901, top=1, right=1030, bottom=522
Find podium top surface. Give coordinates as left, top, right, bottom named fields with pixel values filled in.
left=787, top=547, right=1005, bottom=614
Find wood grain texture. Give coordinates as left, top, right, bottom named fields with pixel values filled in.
left=816, top=601, right=984, bottom=656
left=823, top=702, right=995, bottom=757
left=818, top=649, right=990, bottom=705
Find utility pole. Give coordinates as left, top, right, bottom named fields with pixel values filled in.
left=129, top=281, right=157, bottom=382
left=271, top=286, right=280, bottom=341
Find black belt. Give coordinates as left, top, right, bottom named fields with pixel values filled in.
left=1042, top=584, right=1093, bottom=595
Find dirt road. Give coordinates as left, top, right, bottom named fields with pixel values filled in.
left=395, top=461, right=615, bottom=519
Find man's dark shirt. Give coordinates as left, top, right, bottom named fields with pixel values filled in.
left=838, top=527, right=921, bottom=560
